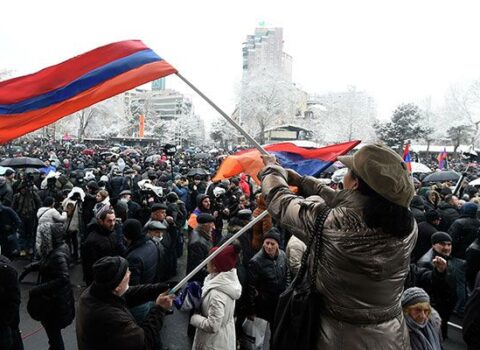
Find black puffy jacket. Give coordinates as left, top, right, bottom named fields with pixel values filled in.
left=28, top=244, right=75, bottom=328
left=437, top=201, right=460, bottom=232
left=82, top=222, right=124, bottom=285
left=466, top=239, right=480, bottom=290
left=448, top=216, right=480, bottom=259
left=0, top=255, right=21, bottom=350
left=126, top=237, right=159, bottom=285
left=247, top=248, right=288, bottom=323
left=187, top=229, right=213, bottom=283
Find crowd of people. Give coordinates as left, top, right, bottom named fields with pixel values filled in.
left=0, top=138, right=480, bottom=349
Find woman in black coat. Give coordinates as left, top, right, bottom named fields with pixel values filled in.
left=20, top=223, right=75, bottom=350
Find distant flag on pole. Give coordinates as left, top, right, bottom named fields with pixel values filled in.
left=402, top=143, right=412, bottom=173
left=213, top=140, right=360, bottom=184
left=437, top=148, right=448, bottom=169
left=0, top=40, right=177, bottom=144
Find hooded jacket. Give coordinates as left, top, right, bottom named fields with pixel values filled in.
left=260, top=165, right=416, bottom=350
left=191, top=269, right=242, bottom=350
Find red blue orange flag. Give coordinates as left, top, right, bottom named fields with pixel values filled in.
left=0, top=40, right=177, bottom=143
left=402, top=143, right=412, bottom=173
left=437, top=148, right=448, bottom=169
left=213, top=140, right=360, bottom=184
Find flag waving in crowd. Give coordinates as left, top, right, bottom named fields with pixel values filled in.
left=437, top=147, right=448, bottom=169
left=213, top=140, right=360, bottom=184
left=402, top=143, right=412, bottom=173
left=0, top=40, right=177, bottom=144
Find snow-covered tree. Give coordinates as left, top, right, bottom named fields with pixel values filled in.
left=375, top=103, right=428, bottom=152
left=238, top=67, right=304, bottom=144
left=210, top=118, right=238, bottom=148
left=298, top=87, right=377, bottom=144
left=447, top=125, right=474, bottom=157
left=441, top=81, right=480, bottom=147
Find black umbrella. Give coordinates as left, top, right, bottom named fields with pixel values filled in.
left=187, top=168, right=209, bottom=177
left=422, top=170, right=460, bottom=184
left=0, top=157, right=45, bottom=168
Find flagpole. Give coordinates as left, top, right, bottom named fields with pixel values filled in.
left=169, top=210, right=269, bottom=294
left=176, top=72, right=268, bottom=155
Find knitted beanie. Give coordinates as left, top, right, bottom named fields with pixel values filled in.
left=209, top=245, right=238, bottom=273
left=93, top=256, right=129, bottom=290
left=401, top=287, right=430, bottom=308
left=431, top=232, right=452, bottom=245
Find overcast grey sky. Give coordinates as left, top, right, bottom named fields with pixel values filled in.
left=2, top=0, right=480, bottom=126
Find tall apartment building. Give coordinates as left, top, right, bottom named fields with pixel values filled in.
left=242, top=27, right=292, bottom=82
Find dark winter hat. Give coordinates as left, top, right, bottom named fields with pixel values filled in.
left=410, top=195, right=425, bottom=210
left=209, top=245, right=238, bottom=273
left=264, top=227, right=281, bottom=244
left=338, top=144, right=415, bottom=208
left=123, top=219, right=144, bottom=241
left=166, top=192, right=179, bottom=203
left=425, top=210, right=440, bottom=223
left=42, top=196, right=55, bottom=207
left=461, top=202, right=478, bottom=218
left=93, top=256, right=129, bottom=290
left=196, top=194, right=209, bottom=207
left=197, top=213, right=215, bottom=224
left=237, top=209, right=252, bottom=221
left=401, top=287, right=430, bottom=308
left=147, top=220, right=168, bottom=231
left=151, top=202, right=168, bottom=212
left=5, top=169, right=14, bottom=177
left=431, top=231, right=452, bottom=245
left=119, top=190, right=132, bottom=197
left=87, top=180, right=99, bottom=191
left=124, top=168, right=135, bottom=175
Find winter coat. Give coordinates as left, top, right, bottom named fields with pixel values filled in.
left=82, top=222, right=124, bottom=285
left=62, top=197, right=82, bottom=232
left=286, top=234, right=306, bottom=276
left=247, top=247, right=288, bottom=323
left=76, top=282, right=169, bottom=350
left=0, top=182, right=13, bottom=207
left=412, top=221, right=439, bottom=263
left=27, top=243, right=75, bottom=328
left=126, top=236, right=159, bottom=285
left=0, top=203, right=22, bottom=236
left=191, top=269, right=242, bottom=350
left=12, top=190, right=41, bottom=218
left=437, top=201, right=460, bottom=232
left=410, top=196, right=426, bottom=224
left=448, top=216, right=480, bottom=259
left=466, top=239, right=480, bottom=290
left=109, top=176, right=129, bottom=200
left=37, top=206, right=66, bottom=225
left=463, top=272, right=480, bottom=349
left=260, top=165, right=416, bottom=350
left=251, top=196, right=272, bottom=251
left=0, top=255, right=22, bottom=350
left=187, top=228, right=213, bottom=283
left=417, top=249, right=460, bottom=329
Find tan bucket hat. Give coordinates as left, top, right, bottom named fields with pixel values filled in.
left=337, top=144, right=415, bottom=208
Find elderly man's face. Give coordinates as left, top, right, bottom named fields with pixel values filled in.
left=263, top=238, right=279, bottom=258
left=152, top=209, right=166, bottom=221
left=433, top=241, right=452, bottom=256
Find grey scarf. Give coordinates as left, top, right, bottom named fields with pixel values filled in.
left=405, top=315, right=442, bottom=350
